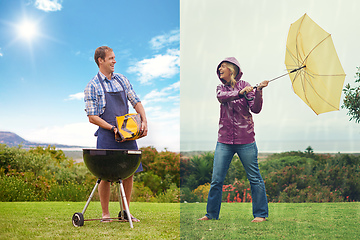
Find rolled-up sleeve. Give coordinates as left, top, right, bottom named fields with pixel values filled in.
left=84, top=82, right=99, bottom=116
left=121, top=76, right=141, bottom=107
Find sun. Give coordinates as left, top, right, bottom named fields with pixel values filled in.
left=17, top=20, right=38, bottom=41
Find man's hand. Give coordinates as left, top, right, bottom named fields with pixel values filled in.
left=139, top=121, right=148, bottom=138
left=134, top=102, right=148, bottom=138
left=114, top=127, right=126, bottom=142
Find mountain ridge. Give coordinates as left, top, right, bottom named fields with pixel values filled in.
left=0, top=131, right=86, bottom=149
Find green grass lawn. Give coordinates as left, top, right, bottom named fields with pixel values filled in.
left=2, top=202, right=360, bottom=239
left=181, top=202, right=360, bottom=240
left=0, top=202, right=179, bottom=239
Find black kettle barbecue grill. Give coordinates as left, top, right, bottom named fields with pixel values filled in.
left=72, top=149, right=141, bottom=228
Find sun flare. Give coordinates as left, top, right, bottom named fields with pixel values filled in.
left=17, top=20, right=38, bottom=41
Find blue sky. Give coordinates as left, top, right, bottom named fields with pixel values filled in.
left=181, top=0, right=360, bottom=153
left=0, top=0, right=180, bottom=151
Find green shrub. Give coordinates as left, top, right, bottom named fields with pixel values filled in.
left=193, top=183, right=210, bottom=202
left=0, top=145, right=50, bottom=175
left=260, top=155, right=315, bottom=176
left=131, top=181, right=154, bottom=202
left=135, top=171, right=163, bottom=195
left=0, top=175, right=37, bottom=201
left=0, top=145, right=95, bottom=202
left=47, top=182, right=92, bottom=201
left=0, top=144, right=183, bottom=202
left=0, top=168, right=50, bottom=201
left=180, top=187, right=199, bottom=203
left=279, top=184, right=343, bottom=203
left=140, top=147, right=180, bottom=187
left=153, top=183, right=180, bottom=203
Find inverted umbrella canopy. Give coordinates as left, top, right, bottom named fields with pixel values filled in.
left=285, top=13, right=346, bottom=115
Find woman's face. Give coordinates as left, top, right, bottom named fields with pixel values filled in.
left=218, top=63, right=231, bottom=83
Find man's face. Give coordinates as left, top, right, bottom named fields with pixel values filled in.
left=99, top=50, right=116, bottom=74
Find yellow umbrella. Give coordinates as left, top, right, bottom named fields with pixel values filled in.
left=285, top=13, right=346, bottom=115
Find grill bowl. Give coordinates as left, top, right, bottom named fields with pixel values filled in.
left=82, top=149, right=141, bottom=181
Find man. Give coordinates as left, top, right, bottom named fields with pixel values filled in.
left=84, top=46, right=148, bottom=222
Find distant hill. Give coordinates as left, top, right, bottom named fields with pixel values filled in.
left=0, top=131, right=85, bottom=149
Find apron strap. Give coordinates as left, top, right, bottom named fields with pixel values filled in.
left=97, top=73, right=107, bottom=93
left=97, top=73, right=128, bottom=100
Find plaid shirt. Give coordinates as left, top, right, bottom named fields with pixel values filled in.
left=84, top=71, right=140, bottom=116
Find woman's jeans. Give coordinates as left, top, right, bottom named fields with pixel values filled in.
left=205, top=142, right=268, bottom=219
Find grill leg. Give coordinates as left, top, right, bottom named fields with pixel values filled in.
left=118, top=181, right=124, bottom=214
left=119, top=179, right=133, bottom=228
left=82, top=178, right=101, bottom=215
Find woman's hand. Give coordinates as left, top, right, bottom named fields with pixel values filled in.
left=257, top=80, right=269, bottom=90
left=239, top=86, right=254, bottom=95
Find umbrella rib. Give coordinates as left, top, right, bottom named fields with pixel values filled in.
left=302, top=34, right=331, bottom=65
left=286, top=47, right=301, bottom=68
left=291, top=66, right=314, bottom=84
left=292, top=32, right=338, bottom=112
left=314, top=74, right=346, bottom=77
left=286, top=47, right=305, bottom=73
left=301, top=71, right=339, bottom=113
left=294, top=14, right=307, bottom=67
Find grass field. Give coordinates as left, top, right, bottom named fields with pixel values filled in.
left=2, top=202, right=359, bottom=239
left=0, top=202, right=179, bottom=239
left=181, top=202, right=360, bottom=239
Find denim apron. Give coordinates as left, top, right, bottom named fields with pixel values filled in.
left=95, top=73, right=143, bottom=172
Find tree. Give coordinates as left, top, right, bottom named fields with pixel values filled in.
left=342, top=67, right=360, bottom=123
left=305, top=146, right=314, bottom=155
left=190, top=155, right=213, bottom=186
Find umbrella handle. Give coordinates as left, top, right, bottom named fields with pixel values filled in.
left=244, top=92, right=253, bottom=101
left=243, top=86, right=258, bottom=101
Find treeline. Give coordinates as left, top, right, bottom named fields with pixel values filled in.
left=0, top=144, right=179, bottom=202
left=180, top=149, right=360, bottom=203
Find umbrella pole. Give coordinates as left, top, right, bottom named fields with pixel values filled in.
left=268, top=72, right=290, bottom=83
left=269, top=65, right=306, bottom=83
left=244, top=65, right=306, bottom=101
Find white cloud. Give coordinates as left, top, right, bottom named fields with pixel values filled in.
left=22, top=117, right=180, bottom=152
left=0, top=48, right=3, bottom=57
left=65, top=92, right=84, bottom=101
left=23, top=122, right=98, bottom=148
left=137, top=108, right=180, bottom=152
left=142, top=81, right=180, bottom=105
left=34, top=0, right=62, bottom=12
left=127, top=49, right=180, bottom=84
left=135, top=82, right=180, bottom=151
left=150, top=29, right=180, bottom=50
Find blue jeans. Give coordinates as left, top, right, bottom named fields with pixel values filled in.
left=205, top=142, right=268, bottom=219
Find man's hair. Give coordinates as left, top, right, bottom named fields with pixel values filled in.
left=94, top=46, right=113, bottom=67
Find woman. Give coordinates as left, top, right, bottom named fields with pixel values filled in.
left=198, top=57, right=269, bottom=222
